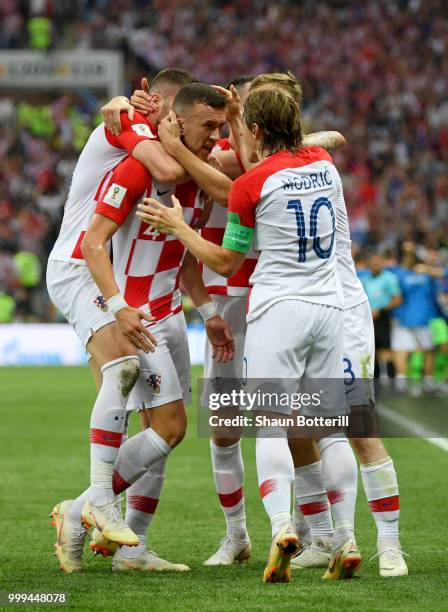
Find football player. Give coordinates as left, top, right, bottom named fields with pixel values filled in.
left=137, top=85, right=350, bottom=583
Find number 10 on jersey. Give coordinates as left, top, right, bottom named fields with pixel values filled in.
left=287, top=197, right=335, bottom=262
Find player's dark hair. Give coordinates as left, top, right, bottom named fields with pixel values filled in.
left=226, top=74, right=256, bottom=91
left=149, top=68, right=198, bottom=93
left=172, top=83, right=227, bottom=114
left=243, top=85, right=303, bottom=155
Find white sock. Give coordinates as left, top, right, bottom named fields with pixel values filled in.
left=292, top=504, right=311, bottom=546
left=379, top=361, right=388, bottom=379
left=120, top=456, right=167, bottom=558
left=112, top=428, right=171, bottom=495
left=318, top=436, right=358, bottom=547
left=89, top=356, right=140, bottom=505
left=395, top=375, right=407, bottom=392
left=360, top=457, right=400, bottom=545
left=294, top=461, right=334, bottom=542
left=256, top=428, right=294, bottom=538
left=69, top=488, right=90, bottom=524
left=210, top=440, right=247, bottom=539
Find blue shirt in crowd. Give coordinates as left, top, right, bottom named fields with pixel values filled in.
left=361, top=270, right=401, bottom=312
left=392, top=267, right=439, bottom=327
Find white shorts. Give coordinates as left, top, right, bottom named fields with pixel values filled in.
left=46, top=260, right=115, bottom=348
left=343, top=301, right=375, bottom=407
left=201, top=295, right=247, bottom=407
left=47, top=260, right=191, bottom=411
left=127, top=311, right=191, bottom=410
left=391, top=320, right=433, bottom=352
left=242, top=299, right=347, bottom=417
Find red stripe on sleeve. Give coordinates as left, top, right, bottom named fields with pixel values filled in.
left=95, top=157, right=150, bottom=226
left=105, top=112, right=159, bottom=153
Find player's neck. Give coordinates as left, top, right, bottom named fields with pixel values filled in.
left=148, top=109, right=163, bottom=127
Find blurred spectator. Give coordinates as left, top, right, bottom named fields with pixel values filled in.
left=391, top=242, right=441, bottom=394
left=28, top=15, right=52, bottom=50
left=361, top=253, right=402, bottom=384
left=0, top=289, right=15, bottom=323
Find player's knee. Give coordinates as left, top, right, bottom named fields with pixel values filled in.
left=164, top=420, right=186, bottom=448
left=153, top=412, right=187, bottom=448
left=212, top=435, right=241, bottom=447
left=351, top=437, right=387, bottom=464
left=106, top=355, right=140, bottom=397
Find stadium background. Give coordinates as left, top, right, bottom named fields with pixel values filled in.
left=1, top=1, right=448, bottom=610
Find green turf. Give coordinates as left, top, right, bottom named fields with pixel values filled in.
left=1, top=366, right=448, bottom=611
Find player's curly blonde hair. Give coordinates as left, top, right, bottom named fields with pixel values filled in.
left=250, top=71, right=303, bottom=105
left=243, top=84, right=303, bottom=155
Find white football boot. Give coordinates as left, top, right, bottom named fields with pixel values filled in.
left=82, top=500, right=138, bottom=547
left=374, top=541, right=409, bottom=577
left=50, top=500, right=86, bottom=573
left=204, top=535, right=251, bottom=566
left=113, top=548, right=190, bottom=572
left=290, top=536, right=332, bottom=570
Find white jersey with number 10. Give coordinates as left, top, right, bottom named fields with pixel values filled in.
left=223, top=147, right=344, bottom=322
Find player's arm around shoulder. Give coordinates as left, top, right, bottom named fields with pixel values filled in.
left=302, top=131, right=346, bottom=151
left=132, top=138, right=190, bottom=185
left=101, top=97, right=189, bottom=185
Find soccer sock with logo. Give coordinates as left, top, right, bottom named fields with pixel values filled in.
left=318, top=436, right=358, bottom=547
left=210, top=440, right=247, bottom=540
left=120, top=456, right=167, bottom=558
left=256, top=428, right=294, bottom=538
left=360, top=457, right=400, bottom=545
left=112, top=428, right=171, bottom=494
left=89, top=356, right=140, bottom=506
left=294, top=461, right=334, bottom=542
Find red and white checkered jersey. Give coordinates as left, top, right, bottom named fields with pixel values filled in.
left=201, top=138, right=257, bottom=297
left=48, top=112, right=158, bottom=265
left=95, top=156, right=203, bottom=322
left=226, top=147, right=344, bottom=322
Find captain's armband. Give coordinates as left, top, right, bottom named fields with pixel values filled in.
left=222, top=212, right=254, bottom=253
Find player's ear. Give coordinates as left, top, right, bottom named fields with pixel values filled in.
left=150, top=93, right=162, bottom=107
left=177, top=117, right=186, bottom=136
left=251, top=123, right=261, bottom=140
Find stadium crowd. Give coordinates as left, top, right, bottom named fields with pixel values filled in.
left=0, top=0, right=447, bottom=378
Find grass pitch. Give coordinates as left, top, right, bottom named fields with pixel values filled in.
left=1, top=366, right=448, bottom=611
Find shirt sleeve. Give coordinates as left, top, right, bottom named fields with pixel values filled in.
left=105, top=111, right=159, bottom=155
left=95, top=157, right=150, bottom=226
left=222, top=177, right=256, bottom=253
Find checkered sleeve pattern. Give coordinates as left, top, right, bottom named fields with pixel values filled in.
left=200, top=193, right=257, bottom=297
left=118, top=180, right=203, bottom=321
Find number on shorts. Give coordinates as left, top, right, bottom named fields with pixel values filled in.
left=343, top=357, right=355, bottom=386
